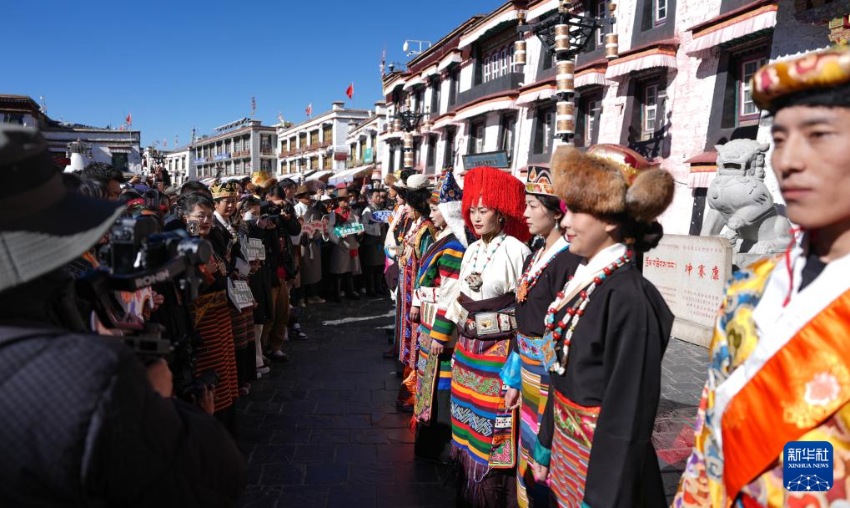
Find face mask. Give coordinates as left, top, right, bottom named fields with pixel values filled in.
left=244, top=211, right=257, bottom=221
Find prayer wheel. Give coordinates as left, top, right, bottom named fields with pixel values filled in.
left=605, top=33, right=619, bottom=60
left=556, top=60, right=575, bottom=94
left=514, top=40, right=527, bottom=66
left=403, top=133, right=414, bottom=169
left=555, top=100, right=576, bottom=137
left=554, top=24, right=570, bottom=53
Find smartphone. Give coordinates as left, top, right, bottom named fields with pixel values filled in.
left=186, top=220, right=201, bottom=236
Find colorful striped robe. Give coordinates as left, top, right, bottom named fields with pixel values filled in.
left=414, top=231, right=466, bottom=416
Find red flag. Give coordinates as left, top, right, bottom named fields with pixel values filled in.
left=125, top=113, right=132, bottom=126
left=306, top=103, right=313, bottom=117
left=346, top=83, right=354, bottom=100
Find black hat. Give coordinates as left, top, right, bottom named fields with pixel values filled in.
left=0, top=124, right=124, bottom=292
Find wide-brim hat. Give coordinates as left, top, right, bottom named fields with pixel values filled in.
left=551, top=144, right=673, bottom=224
left=0, top=124, right=124, bottom=293
left=294, top=184, right=311, bottom=197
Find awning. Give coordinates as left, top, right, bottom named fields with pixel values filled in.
left=403, top=75, right=425, bottom=90
left=306, top=170, right=332, bottom=182
left=576, top=69, right=607, bottom=89
left=605, top=44, right=678, bottom=79
left=432, top=114, right=457, bottom=130
left=328, top=165, right=374, bottom=186
left=380, top=131, right=403, bottom=141
left=459, top=8, right=519, bottom=49
left=423, top=65, right=439, bottom=77
left=382, top=77, right=407, bottom=97
left=516, top=85, right=556, bottom=105
left=688, top=3, right=778, bottom=54
left=437, top=51, right=462, bottom=72
left=454, top=97, right=517, bottom=121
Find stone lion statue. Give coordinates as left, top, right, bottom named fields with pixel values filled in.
left=700, top=139, right=791, bottom=267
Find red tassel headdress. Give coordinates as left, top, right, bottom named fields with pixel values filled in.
left=461, top=166, right=530, bottom=243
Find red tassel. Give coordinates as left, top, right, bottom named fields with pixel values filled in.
left=409, top=415, right=418, bottom=434
left=462, top=167, right=531, bottom=243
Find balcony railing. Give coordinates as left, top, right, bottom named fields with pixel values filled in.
left=455, top=72, right=524, bottom=111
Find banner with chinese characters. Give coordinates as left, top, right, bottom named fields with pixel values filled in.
left=333, top=222, right=365, bottom=237
left=371, top=210, right=392, bottom=223
left=642, top=235, right=732, bottom=343
left=300, top=220, right=327, bottom=237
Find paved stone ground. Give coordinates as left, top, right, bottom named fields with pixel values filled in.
left=236, top=297, right=709, bottom=507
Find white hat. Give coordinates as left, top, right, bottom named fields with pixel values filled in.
left=406, top=174, right=431, bottom=191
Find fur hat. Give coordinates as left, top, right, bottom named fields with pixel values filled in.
left=251, top=171, right=275, bottom=189
left=383, top=173, right=397, bottom=187
left=551, top=144, right=673, bottom=224
left=461, top=166, right=530, bottom=243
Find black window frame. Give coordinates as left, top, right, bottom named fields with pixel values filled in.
left=448, top=68, right=460, bottom=107
left=426, top=133, right=438, bottom=170
left=443, top=126, right=456, bottom=168
left=532, top=103, right=556, bottom=157
left=576, top=88, right=604, bottom=148
left=467, top=118, right=486, bottom=155
left=430, top=76, right=442, bottom=115
left=498, top=113, right=517, bottom=163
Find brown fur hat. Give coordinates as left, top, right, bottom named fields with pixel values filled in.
left=551, top=144, right=674, bottom=223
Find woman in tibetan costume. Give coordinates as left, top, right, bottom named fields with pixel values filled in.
left=530, top=145, right=675, bottom=508
left=412, top=171, right=468, bottom=464
left=395, top=174, right=436, bottom=411
left=501, top=166, right=581, bottom=507
left=448, top=166, right=531, bottom=507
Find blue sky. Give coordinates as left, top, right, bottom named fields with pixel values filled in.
left=2, top=0, right=499, bottom=148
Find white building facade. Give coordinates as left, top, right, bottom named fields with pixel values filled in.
left=276, top=102, right=371, bottom=178
left=164, top=147, right=194, bottom=185
left=330, top=102, right=389, bottom=186
left=192, top=119, right=277, bottom=180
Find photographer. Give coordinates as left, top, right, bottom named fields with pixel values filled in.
left=260, top=184, right=301, bottom=359
left=0, top=125, right=245, bottom=506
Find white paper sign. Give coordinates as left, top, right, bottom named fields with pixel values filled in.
left=246, top=238, right=266, bottom=261
left=227, top=279, right=255, bottom=309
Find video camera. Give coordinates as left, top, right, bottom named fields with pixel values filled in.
left=261, top=201, right=294, bottom=223
left=77, top=216, right=216, bottom=401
